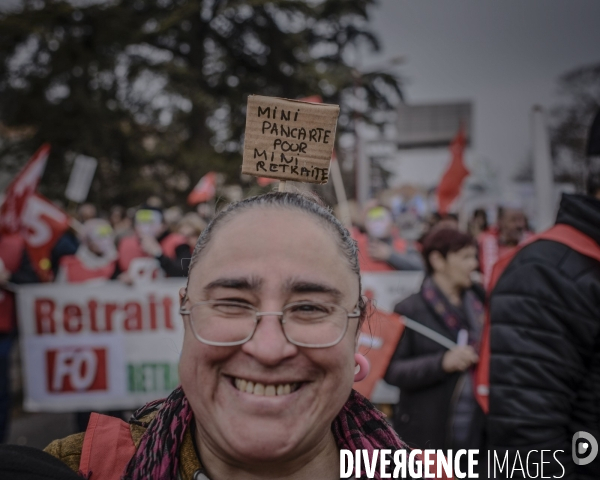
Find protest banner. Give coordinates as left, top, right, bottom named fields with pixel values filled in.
left=15, top=272, right=420, bottom=411
left=65, top=155, right=98, bottom=204
left=16, top=278, right=186, bottom=411
left=242, top=95, right=339, bottom=185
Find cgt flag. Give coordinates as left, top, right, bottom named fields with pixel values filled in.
left=21, top=193, right=69, bottom=282
left=0, top=144, right=51, bottom=234
left=187, top=172, right=217, bottom=205
left=437, top=127, right=469, bottom=216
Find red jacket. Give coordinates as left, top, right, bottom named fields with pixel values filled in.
left=117, top=233, right=187, bottom=272
left=59, top=255, right=116, bottom=283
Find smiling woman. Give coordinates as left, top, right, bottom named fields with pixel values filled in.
left=43, top=192, right=412, bottom=480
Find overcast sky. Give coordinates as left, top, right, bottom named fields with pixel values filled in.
left=365, top=0, right=600, bottom=185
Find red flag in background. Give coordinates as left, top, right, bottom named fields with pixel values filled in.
left=0, top=144, right=50, bottom=234
left=353, top=309, right=404, bottom=400
left=299, top=95, right=323, bottom=104
left=187, top=172, right=217, bottom=205
left=20, top=193, right=69, bottom=282
left=437, top=127, right=469, bottom=215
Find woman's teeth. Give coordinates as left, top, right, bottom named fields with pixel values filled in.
left=233, top=378, right=298, bottom=396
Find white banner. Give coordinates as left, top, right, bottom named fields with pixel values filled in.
left=16, top=279, right=185, bottom=412
left=15, top=273, right=422, bottom=411
left=361, top=271, right=423, bottom=312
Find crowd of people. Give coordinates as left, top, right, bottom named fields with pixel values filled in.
left=338, top=173, right=599, bottom=479
left=1, top=169, right=599, bottom=478
left=0, top=198, right=209, bottom=441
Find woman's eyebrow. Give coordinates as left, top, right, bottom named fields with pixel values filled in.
left=285, top=280, right=343, bottom=300
left=203, top=277, right=263, bottom=292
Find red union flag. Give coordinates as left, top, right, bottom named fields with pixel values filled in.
left=187, top=171, right=217, bottom=205
left=437, top=127, right=469, bottom=215
left=0, top=144, right=50, bottom=234
left=21, top=193, right=69, bottom=281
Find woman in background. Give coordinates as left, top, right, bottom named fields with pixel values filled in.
left=385, top=228, right=485, bottom=454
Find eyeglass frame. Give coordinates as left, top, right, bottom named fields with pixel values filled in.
left=179, top=296, right=362, bottom=348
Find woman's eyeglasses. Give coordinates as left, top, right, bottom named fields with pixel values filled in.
left=179, top=299, right=361, bottom=348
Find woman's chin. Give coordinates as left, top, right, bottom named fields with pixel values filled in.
left=223, top=427, right=303, bottom=462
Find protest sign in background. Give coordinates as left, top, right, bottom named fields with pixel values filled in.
left=64, top=155, right=98, bottom=204
left=16, top=272, right=421, bottom=411
left=16, top=279, right=185, bottom=412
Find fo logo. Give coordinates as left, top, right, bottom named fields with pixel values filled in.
left=572, top=431, right=598, bottom=466
left=46, top=348, right=108, bottom=393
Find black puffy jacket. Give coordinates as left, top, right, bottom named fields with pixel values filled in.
left=487, top=194, right=600, bottom=480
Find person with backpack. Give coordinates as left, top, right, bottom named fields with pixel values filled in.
left=484, top=171, right=600, bottom=479
left=43, top=192, right=415, bottom=480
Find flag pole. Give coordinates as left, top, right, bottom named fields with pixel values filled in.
left=330, top=156, right=352, bottom=229
left=532, top=106, right=555, bottom=231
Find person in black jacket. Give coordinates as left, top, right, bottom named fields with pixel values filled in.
left=385, top=228, right=485, bottom=454
left=486, top=178, right=600, bottom=480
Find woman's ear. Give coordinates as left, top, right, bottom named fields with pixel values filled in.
left=179, top=287, right=187, bottom=306
left=428, top=251, right=446, bottom=274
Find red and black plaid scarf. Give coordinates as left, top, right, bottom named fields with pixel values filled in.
left=123, top=387, right=409, bottom=480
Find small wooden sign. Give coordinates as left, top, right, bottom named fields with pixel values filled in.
left=242, top=95, right=340, bottom=184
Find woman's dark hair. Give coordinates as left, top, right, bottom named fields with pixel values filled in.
left=421, top=228, right=476, bottom=274
left=186, top=191, right=367, bottom=324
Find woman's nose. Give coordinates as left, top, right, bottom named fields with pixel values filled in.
left=241, top=314, right=298, bottom=365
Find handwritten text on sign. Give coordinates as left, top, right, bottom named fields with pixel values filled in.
left=242, top=95, right=339, bottom=184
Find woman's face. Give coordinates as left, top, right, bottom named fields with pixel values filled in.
left=179, top=207, right=360, bottom=465
left=437, top=245, right=479, bottom=289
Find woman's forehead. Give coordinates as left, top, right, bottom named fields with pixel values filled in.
left=209, top=206, right=338, bottom=249
left=189, top=207, right=358, bottom=292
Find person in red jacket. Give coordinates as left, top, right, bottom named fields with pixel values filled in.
left=116, top=206, right=189, bottom=280
left=55, top=220, right=123, bottom=432
left=353, top=206, right=423, bottom=272
left=56, top=219, right=117, bottom=283
left=0, top=233, right=41, bottom=442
